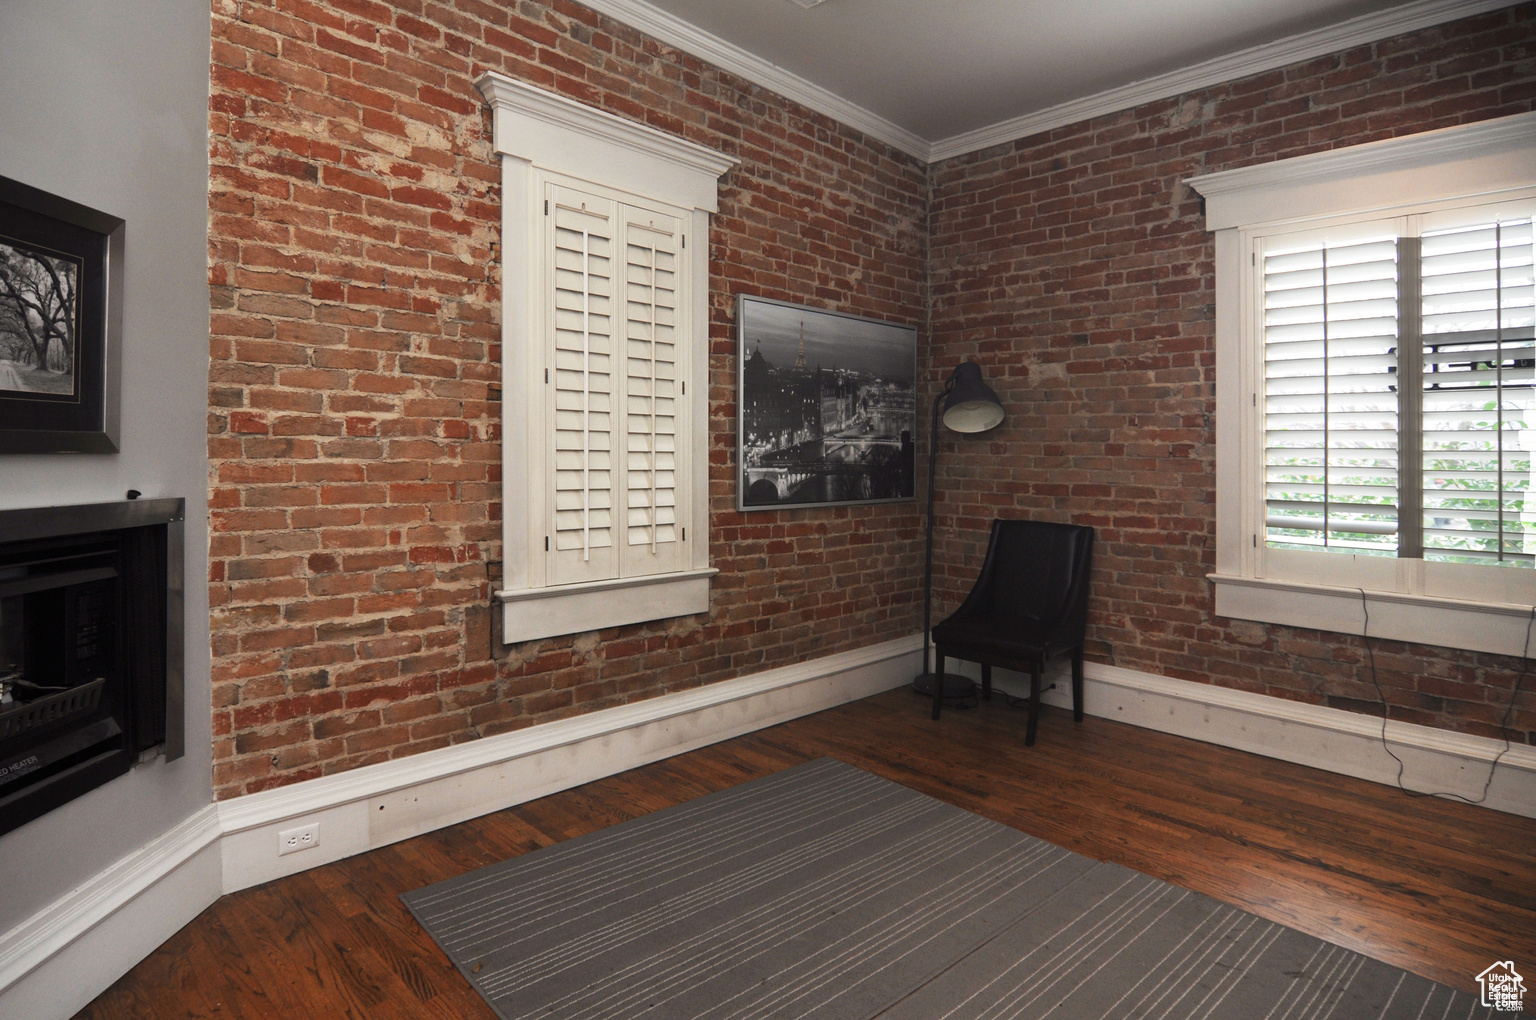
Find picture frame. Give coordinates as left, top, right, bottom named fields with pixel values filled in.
left=0, top=175, right=123, bottom=454
left=737, top=294, right=917, bottom=510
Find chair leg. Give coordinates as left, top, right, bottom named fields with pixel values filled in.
left=1026, top=667, right=1041, bottom=746
left=931, top=652, right=945, bottom=721
left=1071, top=646, right=1084, bottom=723
left=981, top=663, right=992, bottom=701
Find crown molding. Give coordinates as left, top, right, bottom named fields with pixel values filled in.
left=570, top=0, right=1513, bottom=167
left=573, top=0, right=932, bottom=161
left=922, top=0, right=1521, bottom=163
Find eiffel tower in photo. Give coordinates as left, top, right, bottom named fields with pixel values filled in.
left=794, top=321, right=808, bottom=369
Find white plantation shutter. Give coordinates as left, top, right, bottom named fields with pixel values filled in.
left=548, top=188, right=618, bottom=585
left=543, top=185, right=691, bottom=586
left=1263, top=238, right=1401, bottom=556
left=620, top=211, right=685, bottom=574
left=1420, top=218, right=1536, bottom=567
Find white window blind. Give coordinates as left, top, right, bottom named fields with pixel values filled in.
left=546, top=186, right=688, bottom=585
left=621, top=212, right=682, bottom=569
left=549, top=189, right=617, bottom=584
left=1262, top=217, right=1536, bottom=568
left=1263, top=237, right=1401, bottom=555
left=1420, top=219, right=1535, bottom=566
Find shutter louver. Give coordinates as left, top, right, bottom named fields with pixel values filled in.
left=1263, top=238, right=1401, bottom=556
left=1420, top=218, right=1536, bottom=567
left=622, top=214, right=683, bottom=572
left=548, top=192, right=617, bottom=584
left=544, top=187, right=690, bottom=586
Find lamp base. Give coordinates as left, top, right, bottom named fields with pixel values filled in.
left=912, top=673, right=977, bottom=701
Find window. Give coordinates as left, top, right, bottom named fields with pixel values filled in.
left=474, top=73, right=736, bottom=643
left=544, top=185, right=687, bottom=586
left=1189, top=112, right=1536, bottom=656
left=1262, top=217, right=1535, bottom=566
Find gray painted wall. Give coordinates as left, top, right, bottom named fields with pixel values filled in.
left=0, top=0, right=213, bottom=931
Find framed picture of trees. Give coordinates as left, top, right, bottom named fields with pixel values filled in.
left=0, top=175, right=123, bottom=453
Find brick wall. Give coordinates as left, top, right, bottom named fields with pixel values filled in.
left=926, top=5, right=1536, bottom=743
left=207, top=0, right=927, bottom=798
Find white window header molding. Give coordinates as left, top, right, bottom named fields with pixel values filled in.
left=473, top=72, right=738, bottom=212
left=1187, top=111, right=1536, bottom=231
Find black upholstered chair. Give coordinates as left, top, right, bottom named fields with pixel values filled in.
left=930, top=519, right=1095, bottom=746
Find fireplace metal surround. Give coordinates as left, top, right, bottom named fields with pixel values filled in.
left=0, top=498, right=184, bottom=837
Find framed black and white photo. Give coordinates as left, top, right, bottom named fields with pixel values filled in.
left=737, top=295, right=916, bottom=510
left=0, top=175, right=123, bottom=454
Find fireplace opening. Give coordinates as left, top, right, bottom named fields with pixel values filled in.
left=0, top=499, right=183, bottom=837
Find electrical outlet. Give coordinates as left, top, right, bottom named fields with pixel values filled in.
left=277, top=822, right=320, bottom=856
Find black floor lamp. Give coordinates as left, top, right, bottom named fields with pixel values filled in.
left=913, top=362, right=1005, bottom=703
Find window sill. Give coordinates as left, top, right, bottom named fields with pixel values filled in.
left=496, top=568, right=717, bottom=645
left=1209, top=574, right=1535, bottom=658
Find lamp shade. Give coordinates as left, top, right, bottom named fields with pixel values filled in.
left=941, top=362, right=1004, bottom=433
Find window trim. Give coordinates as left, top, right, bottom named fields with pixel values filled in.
left=1188, top=112, right=1536, bottom=657
left=474, top=73, right=737, bottom=643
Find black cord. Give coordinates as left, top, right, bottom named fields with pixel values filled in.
left=1358, top=588, right=1533, bottom=805
left=14, top=678, right=70, bottom=692
left=1001, top=682, right=1057, bottom=711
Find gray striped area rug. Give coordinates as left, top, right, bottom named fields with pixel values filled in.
left=402, top=758, right=1525, bottom=1020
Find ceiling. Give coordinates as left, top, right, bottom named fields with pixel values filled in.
left=580, top=0, right=1512, bottom=160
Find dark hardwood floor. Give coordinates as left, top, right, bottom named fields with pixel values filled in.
left=76, top=688, right=1536, bottom=1018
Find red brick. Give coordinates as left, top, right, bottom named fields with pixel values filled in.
left=924, top=2, right=1532, bottom=756
left=209, top=0, right=1531, bottom=799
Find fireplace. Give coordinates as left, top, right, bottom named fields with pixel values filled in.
left=0, top=499, right=183, bottom=837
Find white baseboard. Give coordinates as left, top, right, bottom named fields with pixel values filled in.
left=0, top=636, right=920, bottom=1017
left=0, top=805, right=223, bottom=1020
left=8, top=633, right=1527, bottom=1019
left=965, top=658, right=1536, bottom=819
left=217, top=633, right=922, bottom=893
